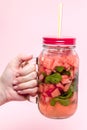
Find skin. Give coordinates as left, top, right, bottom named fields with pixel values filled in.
left=0, top=54, right=38, bottom=106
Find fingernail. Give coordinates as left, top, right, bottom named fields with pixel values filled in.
left=16, top=72, right=20, bottom=77
left=13, top=86, right=18, bottom=89
left=17, top=91, right=22, bottom=94
left=13, top=80, right=18, bottom=85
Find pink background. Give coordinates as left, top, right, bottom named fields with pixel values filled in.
left=0, top=0, right=87, bottom=130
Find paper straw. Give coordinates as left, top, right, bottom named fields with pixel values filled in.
left=58, top=2, right=63, bottom=37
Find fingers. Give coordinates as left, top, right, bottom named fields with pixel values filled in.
left=19, top=64, right=36, bottom=76
left=12, top=54, right=33, bottom=68
left=14, top=79, right=37, bottom=90
left=17, top=54, right=33, bottom=63
left=17, top=87, right=38, bottom=95
left=12, top=55, right=38, bottom=97
left=13, top=79, right=38, bottom=96
left=16, top=71, right=37, bottom=83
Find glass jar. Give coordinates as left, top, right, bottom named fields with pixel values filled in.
left=38, top=37, right=79, bottom=119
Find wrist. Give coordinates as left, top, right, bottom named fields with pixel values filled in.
left=0, top=78, right=8, bottom=106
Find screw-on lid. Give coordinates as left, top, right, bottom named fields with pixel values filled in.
left=43, top=37, right=76, bottom=45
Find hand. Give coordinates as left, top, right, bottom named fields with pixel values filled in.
left=0, top=54, right=38, bottom=105
left=13, top=58, right=38, bottom=98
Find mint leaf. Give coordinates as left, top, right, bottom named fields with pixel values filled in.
left=50, top=97, right=70, bottom=106
left=62, top=70, right=71, bottom=76
left=58, top=98, right=70, bottom=106
left=72, top=74, right=78, bottom=91
left=55, top=66, right=64, bottom=73
left=45, top=73, right=62, bottom=84
left=41, top=72, right=47, bottom=77
left=58, top=86, right=74, bottom=99
left=50, top=99, right=56, bottom=106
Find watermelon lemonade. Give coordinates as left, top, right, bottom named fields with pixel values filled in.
left=38, top=38, right=79, bottom=119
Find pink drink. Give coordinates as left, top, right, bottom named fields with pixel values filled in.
left=38, top=38, right=79, bottom=119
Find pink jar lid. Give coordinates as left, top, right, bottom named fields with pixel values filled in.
left=43, top=37, right=76, bottom=45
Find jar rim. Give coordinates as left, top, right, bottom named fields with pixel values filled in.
left=43, top=37, right=76, bottom=45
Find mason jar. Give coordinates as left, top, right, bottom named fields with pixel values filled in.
left=38, top=37, right=79, bottom=119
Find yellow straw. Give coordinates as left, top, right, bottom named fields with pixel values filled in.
left=58, top=2, right=63, bottom=37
